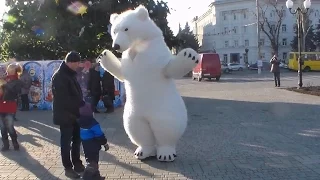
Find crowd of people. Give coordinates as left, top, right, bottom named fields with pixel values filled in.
left=0, top=51, right=116, bottom=180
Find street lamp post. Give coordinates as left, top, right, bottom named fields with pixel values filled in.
left=286, top=0, right=311, bottom=89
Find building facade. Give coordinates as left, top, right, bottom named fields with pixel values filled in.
left=191, top=0, right=320, bottom=64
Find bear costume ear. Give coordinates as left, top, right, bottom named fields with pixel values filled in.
left=110, top=13, right=119, bottom=25
left=135, top=5, right=149, bottom=21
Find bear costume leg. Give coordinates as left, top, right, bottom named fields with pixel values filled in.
left=150, top=116, right=187, bottom=162
left=123, top=114, right=156, bottom=160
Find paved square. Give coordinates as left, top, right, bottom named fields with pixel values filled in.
left=1, top=71, right=320, bottom=180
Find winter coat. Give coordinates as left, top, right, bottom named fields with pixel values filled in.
left=270, top=57, right=280, bottom=73
left=2, top=76, right=24, bottom=101
left=52, top=62, right=83, bottom=126
left=78, top=115, right=107, bottom=153
left=19, top=72, right=32, bottom=95
left=87, top=68, right=102, bottom=96
left=101, top=71, right=115, bottom=100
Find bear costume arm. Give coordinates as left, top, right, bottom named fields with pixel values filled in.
left=98, top=49, right=125, bottom=82
left=163, top=48, right=200, bottom=79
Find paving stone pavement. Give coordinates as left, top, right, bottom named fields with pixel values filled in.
left=1, top=71, right=320, bottom=180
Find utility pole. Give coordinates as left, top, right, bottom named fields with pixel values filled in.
left=256, top=0, right=262, bottom=74
left=256, top=0, right=261, bottom=61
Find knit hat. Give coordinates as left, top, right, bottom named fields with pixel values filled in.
left=79, top=101, right=93, bottom=117
left=65, top=51, right=81, bottom=63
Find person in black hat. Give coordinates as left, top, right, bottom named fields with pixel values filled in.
left=51, top=51, right=85, bottom=179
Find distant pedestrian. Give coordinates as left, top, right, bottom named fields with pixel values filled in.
left=270, top=55, right=280, bottom=87
left=19, top=70, right=32, bottom=111
left=87, top=63, right=102, bottom=113
left=101, top=70, right=115, bottom=113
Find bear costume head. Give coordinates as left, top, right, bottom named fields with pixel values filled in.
left=109, top=5, right=163, bottom=52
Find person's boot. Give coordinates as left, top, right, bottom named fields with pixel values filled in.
left=65, top=168, right=80, bottom=179
left=1, top=138, right=10, bottom=151
left=74, top=164, right=85, bottom=173
left=11, top=138, right=19, bottom=151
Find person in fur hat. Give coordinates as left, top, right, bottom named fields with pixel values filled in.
left=78, top=101, right=109, bottom=180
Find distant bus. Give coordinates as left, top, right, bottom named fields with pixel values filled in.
left=288, top=52, right=320, bottom=71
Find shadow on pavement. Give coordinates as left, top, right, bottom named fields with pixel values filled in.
left=1, top=146, right=58, bottom=179
left=7, top=96, right=320, bottom=179
left=143, top=97, right=320, bottom=179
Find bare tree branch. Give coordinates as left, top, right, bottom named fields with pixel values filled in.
left=253, top=0, right=284, bottom=55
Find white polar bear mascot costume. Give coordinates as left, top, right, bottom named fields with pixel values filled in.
left=97, top=5, right=199, bottom=162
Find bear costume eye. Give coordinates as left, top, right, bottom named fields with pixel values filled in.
left=124, top=28, right=128, bottom=31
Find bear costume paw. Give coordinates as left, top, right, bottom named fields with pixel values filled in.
left=156, top=146, right=177, bottom=162
left=177, top=48, right=199, bottom=64
left=134, top=146, right=156, bottom=160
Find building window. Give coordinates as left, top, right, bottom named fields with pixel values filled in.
left=234, top=13, right=237, bottom=20
left=283, top=52, right=287, bottom=61
left=259, top=39, right=265, bottom=46
left=225, top=41, right=229, bottom=47
left=282, top=38, right=287, bottom=46
left=244, top=12, right=247, bottom=19
left=282, top=24, right=287, bottom=32
left=282, top=10, right=286, bottom=17
left=224, top=27, right=228, bottom=33
left=223, top=12, right=227, bottom=20
left=234, top=40, right=239, bottom=47
left=234, top=26, right=238, bottom=34
left=245, top=40, right=249, bottom=46
left=243, top=26, right=247, bottom=33
left=223, top=54, right=228, bottom=64
left=261, top=53, right=265, bottom=59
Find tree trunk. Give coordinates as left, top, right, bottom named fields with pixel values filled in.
left=271, top=42, right=278, bottom=57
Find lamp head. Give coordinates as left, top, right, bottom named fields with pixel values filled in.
left=286, top=0, right=293, bottom=9
left=303, top=0, right=311, bottom=10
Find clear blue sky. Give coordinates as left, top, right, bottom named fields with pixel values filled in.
left=166, top=0, right=212, bottom=34
left=0, top=0, right=212, bottom=35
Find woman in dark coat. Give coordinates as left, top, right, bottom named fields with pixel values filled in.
left=270, top=55, right=281, bottom=87
left=87, top=63, right=102, bottom=113
left=101, top=70, right=115, bottom=113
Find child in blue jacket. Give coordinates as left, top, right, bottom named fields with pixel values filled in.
left=78, top=101, right=109, bottom=180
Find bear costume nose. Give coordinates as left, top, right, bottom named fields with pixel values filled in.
left=113, top=44, right=120, bottom=51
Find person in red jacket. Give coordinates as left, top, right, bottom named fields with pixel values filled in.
left=0, top=63, right=23, bottom=151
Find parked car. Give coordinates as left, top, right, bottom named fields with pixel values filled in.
left=192, top=53, right=221, bottom=81
left=221, top=64, right=231, bottom=73
left=279, top=62, right=288, bottom=69
left=248, top=61, right=271, bottom=70
left=227, top=63, right=246, bottom=71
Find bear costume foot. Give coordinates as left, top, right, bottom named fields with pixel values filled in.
left=134, top=146, right=156, bottom=160
left=156, top=146, right=177, bottom=162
